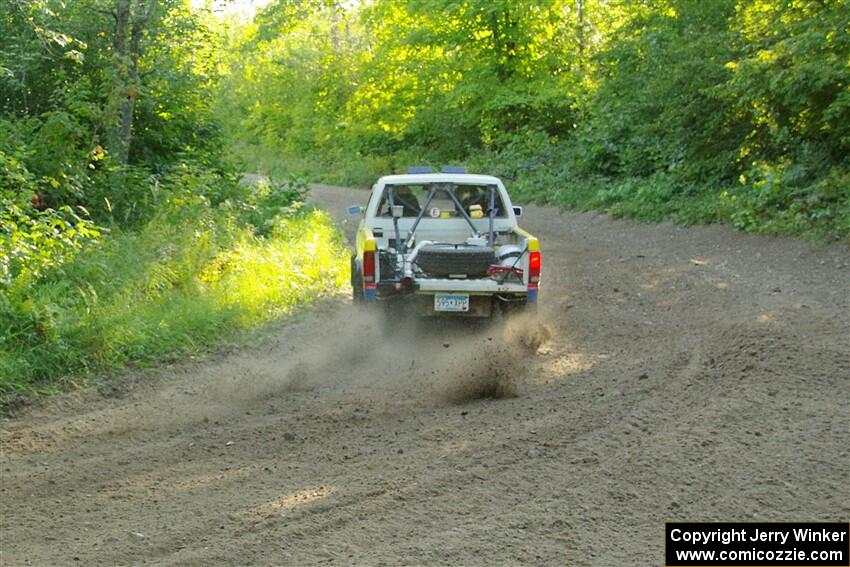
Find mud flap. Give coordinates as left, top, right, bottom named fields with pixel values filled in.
left=365, top=287, right=377, bottom=302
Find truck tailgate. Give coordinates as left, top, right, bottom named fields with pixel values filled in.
left=414, top=278, right=526, bottom=293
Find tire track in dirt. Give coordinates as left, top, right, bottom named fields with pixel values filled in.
left=1, top=184, right=848, bottom=566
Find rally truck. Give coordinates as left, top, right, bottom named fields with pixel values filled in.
left=348, top=166, right=541, bottom=317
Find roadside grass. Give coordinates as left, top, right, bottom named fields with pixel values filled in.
left=232, top=142, right=848, bottom=241
left=504, top=172, right=736, bottom=226
left=0, top=203, right=348, bottom=404
left=508, top=172, right=849, bottom=240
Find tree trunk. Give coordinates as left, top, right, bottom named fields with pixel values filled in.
left=577, top=0, right=585, bottom=61
left=105, top=0, right=155, bottom=166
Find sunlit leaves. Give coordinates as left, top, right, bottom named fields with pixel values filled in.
left=215, top=0, right=848, bottom=237
left=725, top=0, right=850, bottom=162
left=0, top=200, right=103, bottom=290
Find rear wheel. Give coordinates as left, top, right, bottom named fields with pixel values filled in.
left=351, top=256, right=364, bottom=303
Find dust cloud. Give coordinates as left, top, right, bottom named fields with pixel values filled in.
left=204, top=305, right=556, bottom=410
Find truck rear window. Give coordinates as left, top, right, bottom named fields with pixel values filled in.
left=378, top=184, right=506, bottom=218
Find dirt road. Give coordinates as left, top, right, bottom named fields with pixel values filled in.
left=2, top=185, right=848, bottom=566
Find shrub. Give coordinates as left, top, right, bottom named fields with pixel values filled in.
left=0, top=172, right=348, bottom=402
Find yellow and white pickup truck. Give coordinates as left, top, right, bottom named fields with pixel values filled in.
left=348, top=167, right=541, bottom=317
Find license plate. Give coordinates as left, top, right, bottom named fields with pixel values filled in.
left=434, top=293, right=469, bottom=312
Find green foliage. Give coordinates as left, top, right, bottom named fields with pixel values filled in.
left=0, top=179, right=348, bottom=400
left=1, top=0, right=231, bottom=214
left=0, top=201, right=103, bottom=290
left=217, top=0, right=848, bottom=239
left=130, top=2, right=227, bottom=166
left=725, top=162, right=850, bottom=237
left=578, top=0, right=743, bottom=182
left=0, top=1, right=350, bottom=404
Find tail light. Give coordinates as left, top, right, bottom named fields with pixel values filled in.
left=362, top=250, right=376, bottom=286
left=528, top=251, right=541, bottom=289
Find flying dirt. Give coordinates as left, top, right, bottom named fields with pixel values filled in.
left=1, top=185, right=848, bottom=566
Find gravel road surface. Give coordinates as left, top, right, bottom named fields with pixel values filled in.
left=2, top=184, right=848, bottom=566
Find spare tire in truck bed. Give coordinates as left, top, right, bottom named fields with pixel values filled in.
left=415, top=244, right=496, bottom=277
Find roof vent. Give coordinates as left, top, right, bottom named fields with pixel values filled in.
left=441, top=165, right=467, bottom=174
left=407, top=166, right=433, bottom=174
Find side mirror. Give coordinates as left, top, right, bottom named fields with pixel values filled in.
left=348, top=205, right=364, bottom=215
left=391, top=205, right=404, bottom=219
left=512, top=206, right=523, bottom=217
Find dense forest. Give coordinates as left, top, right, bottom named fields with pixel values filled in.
left=0, top=0, right=349, bottom=399
left=220, top=0, right=849, bottom=235
left=1, top=0, right=847, bottom=400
